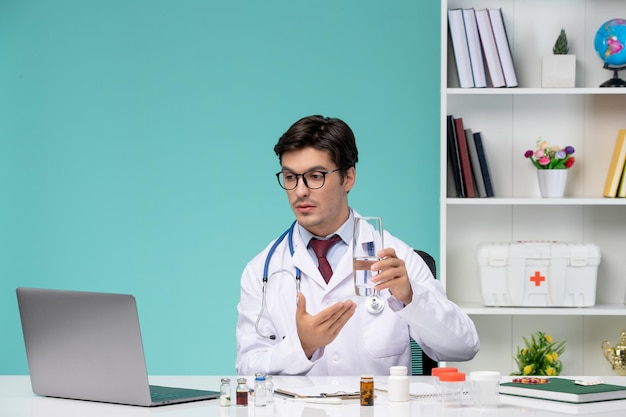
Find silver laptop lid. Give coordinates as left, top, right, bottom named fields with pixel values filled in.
left=17, top=287, right=154, bottom=406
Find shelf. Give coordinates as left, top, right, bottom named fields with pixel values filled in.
left=447, top=88, right=626, bottom=95
left=442, top=0, right=626, bottom=375
left=459, top=303, right=626, bottom=316
left=446, top=198, right=626, bottom=206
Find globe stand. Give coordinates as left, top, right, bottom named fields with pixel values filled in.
left=600, top=63, right=626, bottom=88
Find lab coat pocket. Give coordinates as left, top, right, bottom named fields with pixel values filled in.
left=360, top=307, right=409, bottom=359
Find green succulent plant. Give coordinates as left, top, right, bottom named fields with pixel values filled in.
left=553, top=29, right=569, bottom=55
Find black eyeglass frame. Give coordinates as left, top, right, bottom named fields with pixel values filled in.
left=275, top=168, right=342, bottom=190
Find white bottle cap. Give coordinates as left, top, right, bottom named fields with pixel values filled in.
left=390, top=366, right=408, bottom=376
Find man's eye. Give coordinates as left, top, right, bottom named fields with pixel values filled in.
left=308, top=172, right=324, bottom=180
left=283, top=173, right=297, bottom=181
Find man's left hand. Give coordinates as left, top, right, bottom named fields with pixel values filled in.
left=371, top=248, right=413, bottom=305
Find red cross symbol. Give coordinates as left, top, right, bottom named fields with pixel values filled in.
left=530, top=271, right=545, bottom=287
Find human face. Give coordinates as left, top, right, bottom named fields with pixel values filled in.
left=280, top=147, right=355, bottom=237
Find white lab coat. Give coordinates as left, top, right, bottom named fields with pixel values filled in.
left=236, top=212, right=479, bottom=376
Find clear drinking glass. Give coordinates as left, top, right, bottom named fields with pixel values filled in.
left=353, top=216, right=385, bottom=313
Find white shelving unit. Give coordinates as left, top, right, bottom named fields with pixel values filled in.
left=441, top=0, right=626, bottom=375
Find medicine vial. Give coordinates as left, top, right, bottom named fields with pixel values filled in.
left=388, top=365, right=410, bottom=402
left=235, top=377, right=248, bottom=406
left=265, top=374, right=274, bottom=404
left=360, top=376, right=374, bottom=406
left=254, top=373, right=267, bottom=407
left=219, top=377, right=231, bottom=406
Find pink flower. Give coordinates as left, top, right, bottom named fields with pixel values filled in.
left=539, top=156, right=551, bottom=166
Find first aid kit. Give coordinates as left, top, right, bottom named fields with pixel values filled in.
left=477, top=241, right=601, bottom=307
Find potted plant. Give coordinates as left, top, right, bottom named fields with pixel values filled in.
left=542, top=29, right=577, bottom=87
left=512, top=331, right=566, bottom=376
left=524, top=137, right=576, bottom=197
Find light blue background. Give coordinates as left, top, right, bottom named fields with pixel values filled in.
left=0, top=0, right=440, bottom=375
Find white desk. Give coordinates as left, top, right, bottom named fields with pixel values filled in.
left=3, top=375, right=626, bottom=417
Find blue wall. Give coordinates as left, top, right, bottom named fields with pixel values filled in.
left=0, top=0, right=440, bottom=375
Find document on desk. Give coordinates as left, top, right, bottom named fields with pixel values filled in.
left=275, top=384, right=360, bottom=399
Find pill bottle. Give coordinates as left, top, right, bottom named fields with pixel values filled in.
left=360, top=376, right=374, bottom=406
left=235, top=378, right=248, bottom=406
left=439, top=371, right=466, bottom=407
left=219, top=377, right=231, bottom=406
left=388, top=366, right=410, bottom=402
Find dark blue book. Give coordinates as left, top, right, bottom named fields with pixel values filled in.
left=473, top=131, right=494, bottom=197
left=447, top=115, right=465, bottom=197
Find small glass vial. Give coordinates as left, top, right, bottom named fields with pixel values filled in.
left=439, top=371, right=466, bottom=407
left=254, top=374, right=267, bottom=407
left=265, top=375, right=274, bottom=404
left=360, top=376, right=374, bottom=406
left=388, top=366, right=409, bottom=402
left=235, top=377, right=248, bottom=406
left=219, top=377, right=231, bottom=406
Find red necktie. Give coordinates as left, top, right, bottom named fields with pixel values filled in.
left=309, top=235, right=342, bottom=283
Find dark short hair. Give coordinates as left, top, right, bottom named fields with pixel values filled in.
left=274, top=115, right=359, bottom=171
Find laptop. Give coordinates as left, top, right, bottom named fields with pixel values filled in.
left=16, top=287, right=220, bottom=406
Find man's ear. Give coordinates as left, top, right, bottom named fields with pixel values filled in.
left=344, top=166, right=356, bottom=193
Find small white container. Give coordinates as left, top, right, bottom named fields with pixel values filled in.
left=469, top=371, right=501, bottom=407
left=388, top=366, right=410, bottom=402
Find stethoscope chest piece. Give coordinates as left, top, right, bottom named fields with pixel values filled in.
left=365, top=294, right=385, bottom=314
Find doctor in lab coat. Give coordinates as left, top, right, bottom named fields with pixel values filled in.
left=236, top=115, right=479, bottom=376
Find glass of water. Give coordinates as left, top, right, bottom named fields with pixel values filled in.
left=353, top=216, right=385, bottom=313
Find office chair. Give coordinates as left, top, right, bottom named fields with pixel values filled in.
left=409, top=249, right=439, bottom=375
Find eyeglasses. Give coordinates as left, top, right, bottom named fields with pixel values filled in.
left=275, top=168, right=341, bottom=190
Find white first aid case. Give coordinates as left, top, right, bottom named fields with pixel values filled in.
left=477, top=242, right=601, bottom=307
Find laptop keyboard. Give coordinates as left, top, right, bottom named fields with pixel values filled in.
left=150, top=385, right=197, bottom=401
left=150, top=385, right=218, bottom=402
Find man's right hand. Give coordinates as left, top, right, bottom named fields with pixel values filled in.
left=295, top=292, right=356, bottom=359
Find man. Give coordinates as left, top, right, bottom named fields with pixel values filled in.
left=236, top=115, right=479, bottom=376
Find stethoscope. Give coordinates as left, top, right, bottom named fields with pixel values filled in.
left=255, top=221, right=384, bottom=340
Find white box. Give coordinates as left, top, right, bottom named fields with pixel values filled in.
left=477, top=242, right=601, bottom=307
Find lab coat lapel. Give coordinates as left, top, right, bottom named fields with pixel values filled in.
left=290, top=227, right=327, bottom=287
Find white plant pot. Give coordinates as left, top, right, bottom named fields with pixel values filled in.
left=542, top=55, right=576, bottom=88
left=537, top=169, right=568, bottom=198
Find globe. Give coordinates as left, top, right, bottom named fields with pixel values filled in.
left=594, top=18, right=626, bottom=67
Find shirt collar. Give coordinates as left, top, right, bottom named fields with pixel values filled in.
left=297, top=209, right=354, bottom=246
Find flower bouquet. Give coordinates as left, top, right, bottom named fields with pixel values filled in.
left=524, top=138, right=575, bottom=169
left=512, top=331, right=566, bottom=376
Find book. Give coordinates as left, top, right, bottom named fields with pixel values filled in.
left=617, top=161, right=626, bottom=198
left=447, top=9, right=474, bottom=88
left=501, top=391, right=626, bottom=414
left=488, top=8, right=518, bottom=87
left=453, top=117, right=475, bottom=198
left=474, top=9, right=505, bottom=88
left=603, top=129, right=626, bottom=197
left=473, top=132, right=495, bottom=197
left=447, top=115, right=465, bottom=197
left=500, top=378, right=626, bottom=404
left=465, top=128, right=487, bottom=197
left=462, top=8, right=487, bottom=88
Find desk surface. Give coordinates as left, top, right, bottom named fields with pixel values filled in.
left=3, top=375, right=626, bottom=417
